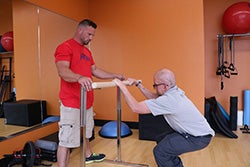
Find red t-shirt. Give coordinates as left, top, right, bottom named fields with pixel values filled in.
left=54, top=39, right=95, bottom=109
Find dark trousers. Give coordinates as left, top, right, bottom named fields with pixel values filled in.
left=153, top=132, right=212, bottom=167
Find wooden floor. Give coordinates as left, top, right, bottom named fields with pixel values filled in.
left=40, top=126, right=250, bottom=167
left=0, top=118, right=39, bottom=137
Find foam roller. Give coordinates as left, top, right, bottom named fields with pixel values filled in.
left=243, top=90, right=250, bottom=126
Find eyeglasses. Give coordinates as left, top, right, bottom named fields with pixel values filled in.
left=153, top=83, right=167, bottom=89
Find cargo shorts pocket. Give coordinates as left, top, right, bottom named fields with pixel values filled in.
left=58, top=120, right=79, bottom=146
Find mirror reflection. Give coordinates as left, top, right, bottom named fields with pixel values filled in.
left=0, top=0, right=77, bottom=141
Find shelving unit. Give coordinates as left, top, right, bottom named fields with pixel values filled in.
left=217, top=33, right=250, bottom=38
left=216, top=33, right=250, bottom=90
left=0, top=51, right=13, bottom=101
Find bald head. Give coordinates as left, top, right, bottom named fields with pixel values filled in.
left=154, top=68, right=176, bottom=88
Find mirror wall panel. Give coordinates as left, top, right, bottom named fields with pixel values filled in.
left=0, top=0, right=77, bottom=138
left=37, top=7, right=77, bottom=115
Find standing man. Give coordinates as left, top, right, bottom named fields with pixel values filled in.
left=55, top=19, right=125, bottom=166
left=113, top=68, right=215, bottom=167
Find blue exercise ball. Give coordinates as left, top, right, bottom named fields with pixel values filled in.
left=42, top=116, right=60, bottom=125
left=99, top=121, right=132, bottom=138
left=0, top=36, right=7, bottom=52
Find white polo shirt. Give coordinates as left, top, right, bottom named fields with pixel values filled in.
left=145, top=86, right=215, bottom=137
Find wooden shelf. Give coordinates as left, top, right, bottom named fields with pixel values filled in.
left=0, top=52, right=13, bottom=59
left=0, top=51, right=13, bottom=55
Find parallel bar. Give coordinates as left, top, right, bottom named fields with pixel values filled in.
left=117, top=87, right=122, bottom=161
left=80, top=81, right=148, bottom=167
left=103, top=87, right=148, bottom=167
left=80, top=87, right=87, bottom=167
left=92, top=80, right=130, bottom=89
left=104, top=159, right=149, bottom=167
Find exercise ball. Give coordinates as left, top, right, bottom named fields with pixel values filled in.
left=42, top=116, right=60, bottom=125
left=1, top=31, right=14, bottom=51
left=99, top=121, right=132, bottom=138
left=0, top=36, right=7, bottom=52
left=222, top=2, right=250, bottom=34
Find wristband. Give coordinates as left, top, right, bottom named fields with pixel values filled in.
left=135, top=80, right=142, bottom=87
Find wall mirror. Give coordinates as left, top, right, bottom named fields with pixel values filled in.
left=0, top=0, right=78, bottom=141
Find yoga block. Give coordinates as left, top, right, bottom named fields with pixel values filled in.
left=3, top=99, right=45, bottom=126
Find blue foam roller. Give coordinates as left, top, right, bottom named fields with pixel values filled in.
left=0, top=36, right=7, bottom=52
left=99, top=121, right=132, bottom=138
left=243, top=90, right=250, bottom=126
left=217, top=101, right=230, bottom=121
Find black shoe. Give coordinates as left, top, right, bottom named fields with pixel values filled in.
left=86, top=153, right=105, bottom=164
